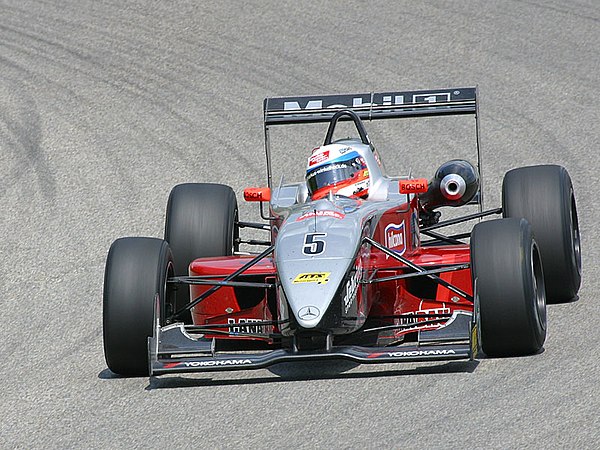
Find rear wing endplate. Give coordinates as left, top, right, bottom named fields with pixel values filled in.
left=264, top=87, right=477, bottom=125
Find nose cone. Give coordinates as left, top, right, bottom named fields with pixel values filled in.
left=275, top=199, right=363, bottom=329
left=278, top=259, right=352, bottom=328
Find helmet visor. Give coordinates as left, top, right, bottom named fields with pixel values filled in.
left=306, top=156, right=367, bottom=194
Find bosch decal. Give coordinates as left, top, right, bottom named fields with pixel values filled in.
left=243, top=187, right=271, bottom=202
left=399, top=178, right=428, bottom=193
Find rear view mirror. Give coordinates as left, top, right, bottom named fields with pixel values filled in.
left=243, top=187, right=271, bottom=202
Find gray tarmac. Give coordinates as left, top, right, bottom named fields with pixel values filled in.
left=0, top=1, right=598, bottom=448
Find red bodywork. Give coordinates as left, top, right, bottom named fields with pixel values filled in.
left=189, top=200, right=474, bottom=343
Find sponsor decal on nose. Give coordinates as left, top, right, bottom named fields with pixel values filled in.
left=298, top=306, right=321, bottom=320
left=296, top=210, right=345, bottom=221
left=292, top=272, right=330, bottom=284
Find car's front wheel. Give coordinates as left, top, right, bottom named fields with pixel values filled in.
left=470, top=218, right=547, bottom=357
left=103, top=237, right=174, bottom=376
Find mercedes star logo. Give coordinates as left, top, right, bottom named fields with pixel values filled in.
left=298, top=306, right=320, bottom=320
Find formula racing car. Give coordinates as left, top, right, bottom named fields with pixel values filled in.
left=103, top=87, right=581, bottom=376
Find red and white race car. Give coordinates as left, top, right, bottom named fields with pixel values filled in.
left=103, top=87, right=581, bottom=376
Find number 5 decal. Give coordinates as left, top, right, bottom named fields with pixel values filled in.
left=303, top=233, right=327, bottom=255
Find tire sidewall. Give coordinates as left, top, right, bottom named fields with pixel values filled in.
left=502, top=165, right=581, bottom=302
left=471, top=218, right=547, bottom=357
left=103, top=237, right=173, bottom=376
left=164, top=183, right=238, bottom=322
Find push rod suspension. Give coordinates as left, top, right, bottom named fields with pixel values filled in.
left=168, top=244, right=275, bottom=321
left=364, top=237, right=473, bottom=301
left=420, top=207, right=502, bottom=232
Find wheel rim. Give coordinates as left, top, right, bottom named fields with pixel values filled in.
left=531, top=242, right=547, bottom=331
left=163, top=260, right=176, bottom=323
left=570, top=192, right=582, bottom=276
left=232, top=208, right=240, bottom=254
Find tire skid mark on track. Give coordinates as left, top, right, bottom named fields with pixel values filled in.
left=0, top=31, right=262, bottom=174
left=0, top=77, right=55, bottom=202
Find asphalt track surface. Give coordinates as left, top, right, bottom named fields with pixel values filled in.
left=1, top=1, right=599, bottom=448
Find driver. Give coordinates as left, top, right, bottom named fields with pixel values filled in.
left=305, top=143, right=370, bottom=200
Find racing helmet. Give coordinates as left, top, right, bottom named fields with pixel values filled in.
left=306, top=143, right=370, bottom=200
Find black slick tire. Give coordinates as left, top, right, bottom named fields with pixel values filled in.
left=470, top=218, right=547, bottom=357
left=103, top=237, right=173, bottom=376
left=164, top=183, right=238, bottom=322
left=502, top=165, right=581, bottom=303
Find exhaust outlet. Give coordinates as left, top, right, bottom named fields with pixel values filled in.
left=440, top=173, right=467, bottom=200
left=419, top=159, right=479, bottom=210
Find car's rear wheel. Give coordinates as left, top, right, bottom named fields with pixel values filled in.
left=103, top=237, right=174, bottom=376
left=164, top=183, right=239, bottom=322
left=502, top=165, right=581, bottom=303
left=470, top=218, right=547, bottom=357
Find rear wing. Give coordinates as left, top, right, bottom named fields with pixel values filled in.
left=264, top=87, right=477, bottom=125
left=262, top=87, right=482, bottom=210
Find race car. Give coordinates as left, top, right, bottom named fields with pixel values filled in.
left=102, top=87, right=581, bottom=377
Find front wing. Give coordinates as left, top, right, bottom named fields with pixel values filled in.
left=149, top=299, right=480, bottom=376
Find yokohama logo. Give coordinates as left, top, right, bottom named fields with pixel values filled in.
left=183, top=359, right=252, bottom=367
left=387, top=349, right=456, bottom=357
